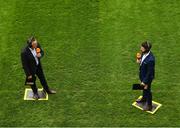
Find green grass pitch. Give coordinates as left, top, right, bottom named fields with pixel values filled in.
left=0, top=0, right=180, bottom=127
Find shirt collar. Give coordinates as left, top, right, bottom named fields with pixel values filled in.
left=143, top=51, right=150, bottom=57
left=140, top=51, right=151, bottom=65
left=29, top=47, right=35, bottom=51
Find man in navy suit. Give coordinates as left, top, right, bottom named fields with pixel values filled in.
left=136, top=41, right=155, bottom=111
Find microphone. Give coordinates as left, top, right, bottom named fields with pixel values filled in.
left=136, top=52, right=141, bottom=60
left=36, top=48, right=41, bottom=54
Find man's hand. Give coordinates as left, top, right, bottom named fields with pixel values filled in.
left=144, top=85, right=148, bottom=89
left=36, top=53, right=41, bottom=58
left=141, top=82, right=148, bottom=89
left=28, top=75, right=32, bottom=79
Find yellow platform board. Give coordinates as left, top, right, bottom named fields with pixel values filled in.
left=24, top=88, right=48, bottom=100
left=132, top=96, right=162, bottom=114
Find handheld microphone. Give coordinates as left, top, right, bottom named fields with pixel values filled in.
left=136, top=52, right=141, bottom=60
left=36, top=48, right=41, bottom=54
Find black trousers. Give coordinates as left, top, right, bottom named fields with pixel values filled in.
left=142, top=82, right=152, bottom=106
left=30, top=65, right=49, bottom=94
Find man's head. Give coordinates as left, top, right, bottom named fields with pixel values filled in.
left=27, top=36, right=37, bottom=49
left=140, top=41, right=152, bottom=53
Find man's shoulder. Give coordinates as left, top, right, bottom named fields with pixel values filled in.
left=21, top=45, right=29, bottom=54
left=147, top=52, right=155, bottom=62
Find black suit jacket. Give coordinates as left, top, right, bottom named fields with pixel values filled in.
left=21, top=43, right=44, bottom=77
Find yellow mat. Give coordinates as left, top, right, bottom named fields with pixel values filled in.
left=24, top=88, right=48, bottom=100
left=132, top=96, right=162, bottom=114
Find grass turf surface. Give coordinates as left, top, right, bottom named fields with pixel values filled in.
left=0, top=0, right=180, bottom=126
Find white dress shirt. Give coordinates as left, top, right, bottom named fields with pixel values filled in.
left=140, top=51, right=150, bottom=65
left=29, top=48, right=39, bottom=65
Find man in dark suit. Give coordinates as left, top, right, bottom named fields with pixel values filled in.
left=136, top=41, right=155, bottom=111
left=21, top=37, right=56, bottom=99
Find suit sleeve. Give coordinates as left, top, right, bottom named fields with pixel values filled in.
left=21, top=51, right=31, bottom=76
left=142, top=60, right=155, bottom=84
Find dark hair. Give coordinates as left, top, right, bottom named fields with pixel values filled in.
left=27, top=36, right=36, bottom=47
left=141, top=41, right=152, bottom=52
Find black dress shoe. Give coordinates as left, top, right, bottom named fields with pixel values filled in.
left=44, top=89, right=56, bottom=94
left=143, top=105, right=152, bottom=111
left=33, top=93, right=40, bottom=100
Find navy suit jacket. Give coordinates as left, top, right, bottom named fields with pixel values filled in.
left=139, top=52, right=155, bottom=84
